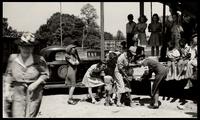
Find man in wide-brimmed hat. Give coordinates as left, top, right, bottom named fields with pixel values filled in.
left=4, top=32, right=49, bottom=118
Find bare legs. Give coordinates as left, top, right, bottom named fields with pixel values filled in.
left=68, top=86, right=76, bottom=105
left=152, top=89, right=159, bottom=107
left=88, top=87, right=96, bottom=103
left=151, top=46, right=159, bottom=56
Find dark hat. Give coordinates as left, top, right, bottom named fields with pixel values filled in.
left=65, top=44, right=76, bottom=54
left=192, top=33, right=197, bottom=39
left=15, top=32, right=39, bottom=46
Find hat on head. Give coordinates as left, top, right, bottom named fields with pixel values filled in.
left=192, top=33, right=197, bottom=39
left=65, top=44, right=76, bottom=54
left=15, top=32, right=39, bottom=46
left=128, top=46, right=137, bottom=55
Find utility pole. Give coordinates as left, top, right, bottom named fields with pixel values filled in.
left=150, top=2, right=152, bottom=22
left=140, top=2, right=144, bottom=16
left=60, top=2, right=63, bottom=46
left=100, top=2, right=104, bottom=60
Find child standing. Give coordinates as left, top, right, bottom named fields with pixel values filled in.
left=126, top=14, right=136, bottom=49
left=148, top=13, right=162, bottom=56
left=135, top=15, right=148, bottom=48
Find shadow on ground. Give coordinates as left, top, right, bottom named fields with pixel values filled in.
left=185, top=112, right=197, bottom=117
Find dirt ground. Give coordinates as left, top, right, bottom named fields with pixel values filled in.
left=36, top=94, right=197, bottom=118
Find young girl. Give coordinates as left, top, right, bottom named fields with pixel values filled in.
left=148, top=13, right=162, bottom=56
left=135, top=15, right=148, bottom=48
left=136, top=56, right=168, bottom=109
left=82, top=61, right=107, bottom=104
left=177, top=38, right=191, bottom=80
left=166, top=41, right=180, bottom=80
left=184, top=34, right=197, bottom=89
left=65, top=43, right=80, bottom=105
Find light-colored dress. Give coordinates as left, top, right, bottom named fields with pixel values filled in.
left=166, top=48, right=180, bottom=80
left=4, top=54, right=49, bottom=118
left=135, top=23, right=147, bottom=45
left=65, top=54, right=79, bottom=87
left=177, top=44, right=191, bottom=80
left=82, top=64, right=104, bottom=88
left=148, top=22, right=162, bottom=46
left=114, top=52, right=131, bottom=94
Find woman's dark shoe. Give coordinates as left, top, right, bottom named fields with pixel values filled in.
left=148, top=104, right=159, bottom=109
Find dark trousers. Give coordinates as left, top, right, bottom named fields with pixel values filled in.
left=127, top=33, right=135, bottom=49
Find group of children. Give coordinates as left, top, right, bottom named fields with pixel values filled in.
left=166, top=34, right=197, bottom=89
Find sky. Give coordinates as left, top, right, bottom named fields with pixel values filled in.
left=3, top=2, right=170, bottom=36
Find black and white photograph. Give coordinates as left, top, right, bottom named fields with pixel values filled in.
left=2, top=1, right=198, bottom=118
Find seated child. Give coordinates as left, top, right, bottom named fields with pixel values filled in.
left=177, top=38, right=191, bottom=80
left=184, top=34, right=197, bottom=89
left=166, top=41, right=180, bottom=80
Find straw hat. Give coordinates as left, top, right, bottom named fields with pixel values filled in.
left=15, top=32, right=39, bottom=46
left=128, top=46, right=137, bottom=55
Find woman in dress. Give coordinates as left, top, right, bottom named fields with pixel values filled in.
left=4, top=32, right=49, bottom=117
left=148, top=13, right=162, bottom=56
left=82, top=61, right=107, bottom=104
left=135, top=15, right=148, bottom=47
left=65, top=42, right=80, bottom=105
left=114, top=46, right=137, bottom=107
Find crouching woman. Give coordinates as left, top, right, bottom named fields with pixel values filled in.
left=82, top=61, right=107, bottom=104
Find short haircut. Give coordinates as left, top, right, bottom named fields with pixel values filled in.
left=127, top=14, right=133, bottom=20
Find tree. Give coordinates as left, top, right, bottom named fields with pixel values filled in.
left=114, top=30, right=125, bottom=40
left=3, top=18, right=19, bottom=38
left=104, top=32, right=113, bottom=40
left=35, top=12, right=85, bottom=46
left=80, top=3, right=100, bottom=48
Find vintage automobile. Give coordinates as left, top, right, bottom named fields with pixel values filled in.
left=40, top=46, right=101, bottom=89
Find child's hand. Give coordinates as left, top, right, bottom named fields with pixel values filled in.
left=135, top=77, right=142, bottom=82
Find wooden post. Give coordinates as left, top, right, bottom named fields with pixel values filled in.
left=60, top=2, right=63, bottom=46
left=140, top=2, right=144, bottom=16
left=163, top=3, right=166, bottom=42
left=150, top=2, right=152, bottom=22
left=100, top=2, right=104, bottom=61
